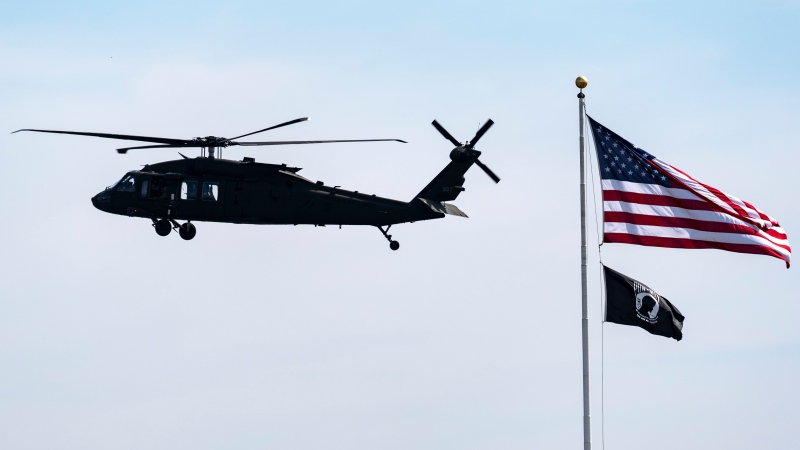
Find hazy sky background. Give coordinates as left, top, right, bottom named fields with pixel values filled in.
left=1, top=1, right=798, bottom=449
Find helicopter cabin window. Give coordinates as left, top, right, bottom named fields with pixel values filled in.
left=181, top=181, right=198, bottom=200
left=116, top=174, right=135, bottom=192
left=149, top=177, right=168, bottom=199
left=140, top=177, right=150, bottom=198
left=202, top=182, right=219, bottom=202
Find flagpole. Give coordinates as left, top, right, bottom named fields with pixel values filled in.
left=576, top=75, right=591, bottom=450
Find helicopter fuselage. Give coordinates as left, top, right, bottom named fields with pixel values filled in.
left=91, top=156, right=443, bottom=227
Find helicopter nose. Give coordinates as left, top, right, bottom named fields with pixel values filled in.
left=92, top=190, right=111, bottom=210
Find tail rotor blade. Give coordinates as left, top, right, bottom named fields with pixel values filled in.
left=468, top=119, right=494, bottom=148
left=431, top=120, right=462, bottom=147
left=475, top=159, right=500, bottom=183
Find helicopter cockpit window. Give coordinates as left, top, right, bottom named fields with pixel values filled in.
left=116, top=174, right=135, bottom=192
left=181, top=181, right=198, bottom=200
left=202, top=182, right=219, bottom=202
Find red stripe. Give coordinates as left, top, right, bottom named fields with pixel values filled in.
left=650, top=160, right=772, bottom=229
left=604, top=212, right=755, bottom=235
left=699, top=182, right=755, bottom=220
left=764, top=227, right=789, bottom=241
left=604, top=212, right=788, bottom=242
left=603, top=190, right=714, bottom=211
left=742, top=199, right=775, bottom=223
left=604, top=233, right=790, bottom=267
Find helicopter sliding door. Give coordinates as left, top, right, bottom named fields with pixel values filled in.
left=137, top=175, right=175, bottom=218
left=176, top=179, right=224, bottom=221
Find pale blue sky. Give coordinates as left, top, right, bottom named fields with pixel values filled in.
left=1, top=1, right=798, bottom=449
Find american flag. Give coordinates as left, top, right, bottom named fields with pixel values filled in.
left=588, top=115, right=791, bottom=268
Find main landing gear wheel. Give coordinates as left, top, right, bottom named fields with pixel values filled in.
left=377, top=225, right=400, bottom=251
left=154, top=219, right=172, bottom=236
left=179, top=222, right=197, bottom=240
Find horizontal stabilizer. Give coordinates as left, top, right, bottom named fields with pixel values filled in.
left=417, top=198, right=468, bottom=218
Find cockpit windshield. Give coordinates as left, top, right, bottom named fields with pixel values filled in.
left=116, top=174, right=136, bottom=192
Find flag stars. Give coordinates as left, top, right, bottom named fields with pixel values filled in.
left=612, top=142, right=618, bottom=148
left=628, top=170, right=633, bottom=175
left=660, top=176, right=667, bottom=181
left=603, top=154, right=609, bottom=159
left=611, top=161, right=616, bottom=167
left=605, top=167, right=611, bottom=172
left=614, top=156, right=619, bottom=160
left=621, top=163, right=626, bottom=168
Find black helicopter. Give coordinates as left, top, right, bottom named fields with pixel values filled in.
left=14, top=118, right=499, bottom=250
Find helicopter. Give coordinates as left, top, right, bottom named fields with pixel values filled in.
left=14, top=117, right=499, bottom=250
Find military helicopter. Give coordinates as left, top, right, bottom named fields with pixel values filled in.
left=14, top=117, right=499, bottom=250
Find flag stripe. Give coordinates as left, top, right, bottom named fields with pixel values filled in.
left=652, top=158, right=778, bottom=229
left=604, top=207, right=789, bottom=245
left=603, top=190, right=717, bottom=212
left=604, top=200, right=752, bottom=226
left=604, top=202, right=789, bottom=245
left=605, top=233, right=790, bottom=262
left=605, top=211, right=765, bottom=236
left=604, top=222, right=791, bottom=255
left=601, top=179, right=698, bottom=200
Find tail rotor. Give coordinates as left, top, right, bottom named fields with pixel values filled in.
left=431, top=119, right=500, bottom=183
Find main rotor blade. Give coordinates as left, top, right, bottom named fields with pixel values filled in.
left=468, top=119, right=494, bottom=148
left=234, top=139, right=406, bottom=146
left=12, top=129, right=192, bottom=146
left=224, top=117, right=309, bottom=142
left=431, top=120, right=461, bottom=147
left=116, top=144, right=188, bottom=154
left=475, top=158, right=501, bottom=183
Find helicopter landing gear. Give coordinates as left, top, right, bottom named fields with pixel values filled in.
left=377, top=225, right=400, bottom=251
left=179, top=222, right=197, bottom=240
left=154, top=218, right=172, bottom=236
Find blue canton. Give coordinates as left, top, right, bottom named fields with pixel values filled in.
left=587, top=115, right=671, bottom=188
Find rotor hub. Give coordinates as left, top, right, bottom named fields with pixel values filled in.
left=450, top=146, right=481, bottom=162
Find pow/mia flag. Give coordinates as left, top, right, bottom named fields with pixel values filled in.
left=604, top=265, right=685, bottom=341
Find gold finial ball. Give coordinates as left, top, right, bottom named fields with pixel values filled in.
left=575, top=76, right=588, bottom=89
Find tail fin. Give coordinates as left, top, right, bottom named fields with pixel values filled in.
left=413, top=159, right=474, bottom=217
left=415, top=160, right=474, bottom=202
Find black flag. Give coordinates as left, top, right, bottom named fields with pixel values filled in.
left=604, top=265, right=685, bottom=341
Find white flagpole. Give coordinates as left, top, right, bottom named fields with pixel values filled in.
left=577, top=75, right=591, bottom=450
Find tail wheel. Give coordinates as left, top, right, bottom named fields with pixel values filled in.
left=154, top=219, right=172, bottom=236
left=389, top=240, right=400, bottom=251
left=179, top=222, right=197, bottom=240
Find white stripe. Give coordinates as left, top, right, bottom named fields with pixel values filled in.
left=605, top=201, right=750, bottom=226
left=601, top=179, right=701, bottom=200
left=651, top=159, right=777, bottom=229
left=728, top=195, right=770, bottom=223
left=650, top=159, right=739, bottom=215
left=605, top=201, right=791, bottom=247
left=604, top=223, right=792, bottom=258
